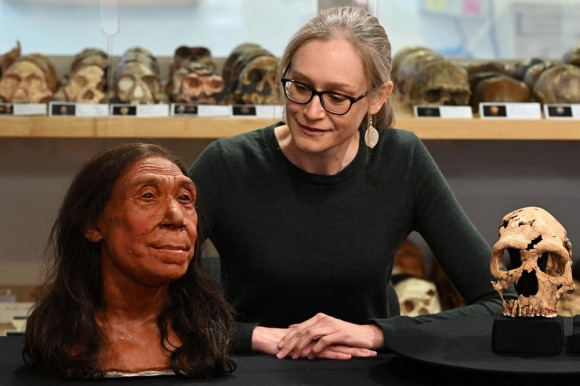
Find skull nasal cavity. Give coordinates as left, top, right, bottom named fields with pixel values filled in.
left=516, top=270, right=539, bottom=296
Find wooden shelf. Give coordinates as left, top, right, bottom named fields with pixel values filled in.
left=1, top=115, right=579, bottom=140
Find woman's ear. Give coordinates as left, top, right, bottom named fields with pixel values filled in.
left=369, top=80, right=393, bottom=115
left=84, top=225, right=103, bottom=242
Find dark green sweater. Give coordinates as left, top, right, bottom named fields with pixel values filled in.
left=189, top=122, right=511, bottom=354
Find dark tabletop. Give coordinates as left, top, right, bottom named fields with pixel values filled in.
left=2, top=317, right=579, bottom=385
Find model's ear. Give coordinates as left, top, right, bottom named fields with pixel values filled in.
left=369, top=80, right=393, bottom=115
left=84, top=225, right=103, bottom=242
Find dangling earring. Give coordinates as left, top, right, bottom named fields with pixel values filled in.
left=364, top=116, right=379, bottom=148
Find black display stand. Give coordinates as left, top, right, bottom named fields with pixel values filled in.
left=491, top=315, right=563, bottom=355
left=571, top=314, right=580, bottom=353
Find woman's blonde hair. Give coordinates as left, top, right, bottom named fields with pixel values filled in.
left=277, top=6, right=394, bottom=130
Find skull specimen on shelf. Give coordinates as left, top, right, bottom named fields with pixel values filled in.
left=512, top=57, right=545, bottom=81
left=522, top=61, right=555, bottom=91
left=222, top=43, right=281, bottom=105
left=0, top=43, right=60, bottom=103
left=490, top=207, right=575, bottom=318
left=394, top=277, right=441, bottom=317
left=168, top=62, right=227, bottom=104
left=234, top=54, right=281, bottom=105
left=392, top=239, right=442, bottom=316
left=62, top=65, right=106, bottom=103
left=393, top=48, right=441, bottom=101
left=557, top=280, right=580, bottom=316
left=166, top=46, right=227, bottom=104
left=532, top=64, right=580, bottom=105
left=113, top=47, right=165, bottom=104
left=58, top=48, right=109, bottom=103
left=393, top=48, right=470, bottom=108
left=470, top=74, right=531, bottom=112
left=392, top=239, right=426, bottom=279
left=561, top=46, right=580, bottom=67
left=392, top=46, right=441, bottom=84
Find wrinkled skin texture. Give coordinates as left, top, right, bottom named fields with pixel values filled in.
left=490, top=207, right=574, bottom=318
left=85, top=156, right=198, bottom=372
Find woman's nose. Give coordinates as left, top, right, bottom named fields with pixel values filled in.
left=303, top=94, right=327, bottom=118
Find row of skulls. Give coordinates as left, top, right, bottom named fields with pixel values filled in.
left=392, top=45, right=580, bottom=111
left=0, top=42, right=281, bottom=105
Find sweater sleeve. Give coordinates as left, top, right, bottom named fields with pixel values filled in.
left=189, top=139, right=260, bottom=355
left=370, top=132, right=516, bottom=346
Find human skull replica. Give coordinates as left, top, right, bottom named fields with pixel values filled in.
left=168, top=62, right=227, bottom=104
left=394, top=277, right=441, bottom=317
left=113, top=47, right=165, bottom=104
left=60, top=48, right=108, bottom=103
left=223, top=43, right=281, bottom=105
left=533, top=64, right=580, bottom=105
left=394, top=48, right=470, bottom=107
left=522, top=61, right=555, bottom=91
left=561, top=46, right=580, bottom=67
left=62, top=65, right=106, bottom=103
left=0, top=48, right=60, bottom=103
left=470, top=74, right=531, bottom=112
left=166, top=45, right=227, bottom=104
left=234, top=55, right=281, bottom=105
left=490, top=207, right=574, bottom=318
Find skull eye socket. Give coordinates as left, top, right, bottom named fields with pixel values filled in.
left=209, top=78, right=224, bottom=89
left=246, top=69, right=264, bottom=84
left=71, top=74, right=88, bottom=88
left=117, top=76, right=134, bottom=91
left=184, top=77, right=201, bottom=89
left=141, top=75, right=158, bottom=91
left=424, top=89, right=441, bottom=103
left=1, top=74, right=21, bottom=88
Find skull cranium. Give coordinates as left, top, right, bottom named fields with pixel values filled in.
left=63, top=65, right=106, bottom=103
left=0, top=53, right=59, bottom=103
left=394, top=277, right=441, bottom=317
left=234, top=55, right=281, bottom=105
left=490, top=207, right=574, bottom=318
left=167, top=62, right=227, bottom=104
left=394, top=49, right=470, bottom=107
left=113, top=47, right=165, bottom=104
left=533, top=64, right=580, bottom=105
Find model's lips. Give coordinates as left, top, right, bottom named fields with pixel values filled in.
left=154, top=244, right=190, bottom=253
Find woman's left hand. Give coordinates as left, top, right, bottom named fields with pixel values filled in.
left=275, top=313, right=385, bottom=360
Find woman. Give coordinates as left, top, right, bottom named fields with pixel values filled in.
left=189, top=7, right=514, bottom=360
left=24, top=143, right=236, bottom=379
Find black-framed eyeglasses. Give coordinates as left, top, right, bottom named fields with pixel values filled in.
left=281, top=78, right=370, bottom=115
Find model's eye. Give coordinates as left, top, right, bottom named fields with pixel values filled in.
left=178, top=194, right=193, bottom=203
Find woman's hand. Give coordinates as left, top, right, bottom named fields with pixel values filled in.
left=275, top=313, right=384, bottom=360
left=251, top=326, right=289, bottom=355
